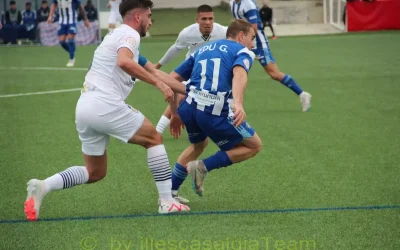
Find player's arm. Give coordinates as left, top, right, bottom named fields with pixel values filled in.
left=167, top=55, right=195, bottom=138
left=117, top=48, right=173, bottom=102
left=139, top=55, right=186, bottom=95
left=155, top=30, right=188, bottom=69
left=77, top=0, right=90, bottom=27
left=47, top=1, right=57, bottom=23
left=232, top=66, right=248, bottom=127
left=232, top=49, right=255, bottom=127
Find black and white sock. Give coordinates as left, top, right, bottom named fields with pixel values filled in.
left=147, top=145, right=173, bottom=201
left=44, top=166, right=89, bottom=192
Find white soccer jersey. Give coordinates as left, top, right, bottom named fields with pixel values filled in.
left=175, top=23, right=228, bottom=59
left=83, top=24, right=140, bottom=101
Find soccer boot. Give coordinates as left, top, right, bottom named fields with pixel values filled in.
left=187, top=160, right=207, bottom=197
left=24, top=179, right=48, bottom=221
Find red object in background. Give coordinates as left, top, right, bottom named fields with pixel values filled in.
left=347, top=0, right=400, bottom=32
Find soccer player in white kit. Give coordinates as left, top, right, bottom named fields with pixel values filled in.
left=24, top=0, right=189, bottom=221
left=154, top=5, right=228, bottom=134
left=107, top=0, right=122, bottom=31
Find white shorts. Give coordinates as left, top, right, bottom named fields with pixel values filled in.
left=75, top=92, right=145, bottom=156
left=108, top=11, right=122, bottom=24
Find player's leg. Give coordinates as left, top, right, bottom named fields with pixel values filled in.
left=24, top=96, right=110, bottom=221
left=65, top=24, right=77, bottom=67
left=170, top=139, right=208, bottom=203
left=108, top=12, right=117, bottom=32
left=255, top=46, right=312, bottom=112
left=58, top=25, right=69, bottom=53
left=268, top=23, right=276, bottom=39
left=108, top=23, right=116, bottom=32
left=106, top=104, right=189, bottom=213
left=187, top=114, right=262, bottom=196
left=168, top=101, right=209, bottom=201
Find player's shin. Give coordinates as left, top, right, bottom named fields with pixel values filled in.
left=280, top=74, right=303, bottom=95
left=171, top=162, right=187, bottom=195
left=66, top=38, right=76, bottom=60
left=203, top=151, right=233, bottom=172
left=147, top=144, right=174, bottom=201
left=59, top=40, right=69, bottom=52
left=44, top=166, right=89, bottom=191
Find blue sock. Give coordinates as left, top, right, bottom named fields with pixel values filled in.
left=280, top=74, right=303, bottom=95
left=203, top=151, right=233, bottom=172
left=66, top=39, right=76, bottom=60
left=171, top=163, right=188, bottom=192
left=59, top=41, right=69, bottom=53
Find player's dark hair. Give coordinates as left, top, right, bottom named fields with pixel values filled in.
left=197, top=4, right=213, bottom=13
left=226, top=19, right=255, bottom=38
left=119, top=0, right=154, bottom=18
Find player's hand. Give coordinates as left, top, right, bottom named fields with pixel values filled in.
left=170, top=114, right=184, bottom=139
left=156, top=82, right=174, bottom=103
left=47, top=17, right=52, bottom=24
left=84, top=19, right=90, bottom=27
left=155, top=63, right=162, bottom=69
left=232, top=103, right=246, bottom=127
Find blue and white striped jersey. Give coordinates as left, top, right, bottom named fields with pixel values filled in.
left=174, top=39, right=255, bottom=117
left=230, top=0, right=268, bottom=49
left=53, top=0, right=81, bottom=25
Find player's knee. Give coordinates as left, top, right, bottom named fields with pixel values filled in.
left=249, top=137, right=263, bottom=157
left=145, top=132, right=163, bottom=149
left=192, top=139, right=208, bottom=154
left=253, top=142, right=262, bottom=155
left=87, top=168, right=107, bottom=183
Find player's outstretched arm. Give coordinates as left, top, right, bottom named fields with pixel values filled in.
left=232, top=66, right=248, bottom=127
left=117, top=48, right=173, bottom=102
left=79, top=3, right=90, bottom=27
left=155, top=45, right=183, bottom=69
left=140, top=59, right=186, bottom=95
left=47, top=3, right=56, bottom=23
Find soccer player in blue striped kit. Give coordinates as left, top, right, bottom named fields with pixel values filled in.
left=230, top=0, right=312, bottom=112
left=47, top=0, right=90, bottom=67
left=169, top=19, right=263, bottom=198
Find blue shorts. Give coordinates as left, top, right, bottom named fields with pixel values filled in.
left=252, top=45, right=275, bottom=67
left=58, top=24, right=77, bottom=36
left=178, top=102, right=255, bottom=151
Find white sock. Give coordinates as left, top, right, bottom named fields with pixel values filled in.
left=147, top=145, right=173, bottom=201
left=44, top=166, right=89, bottom=192
left=156, top=115, right=170, bottom=134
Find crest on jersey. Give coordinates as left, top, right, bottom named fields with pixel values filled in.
left=243, top=59, right=250, bottom=70
left=125, top=37, right=136, bottom=47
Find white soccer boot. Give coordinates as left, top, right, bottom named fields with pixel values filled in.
left=24, top=179, right=48, bottom=221
left=66, top=58, right=75, bottom=67
left=187, top=160, right=207, bottom=197
left=300, top=92, right=312, bottom=112
left=158, top=199, right=190, bottom=214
